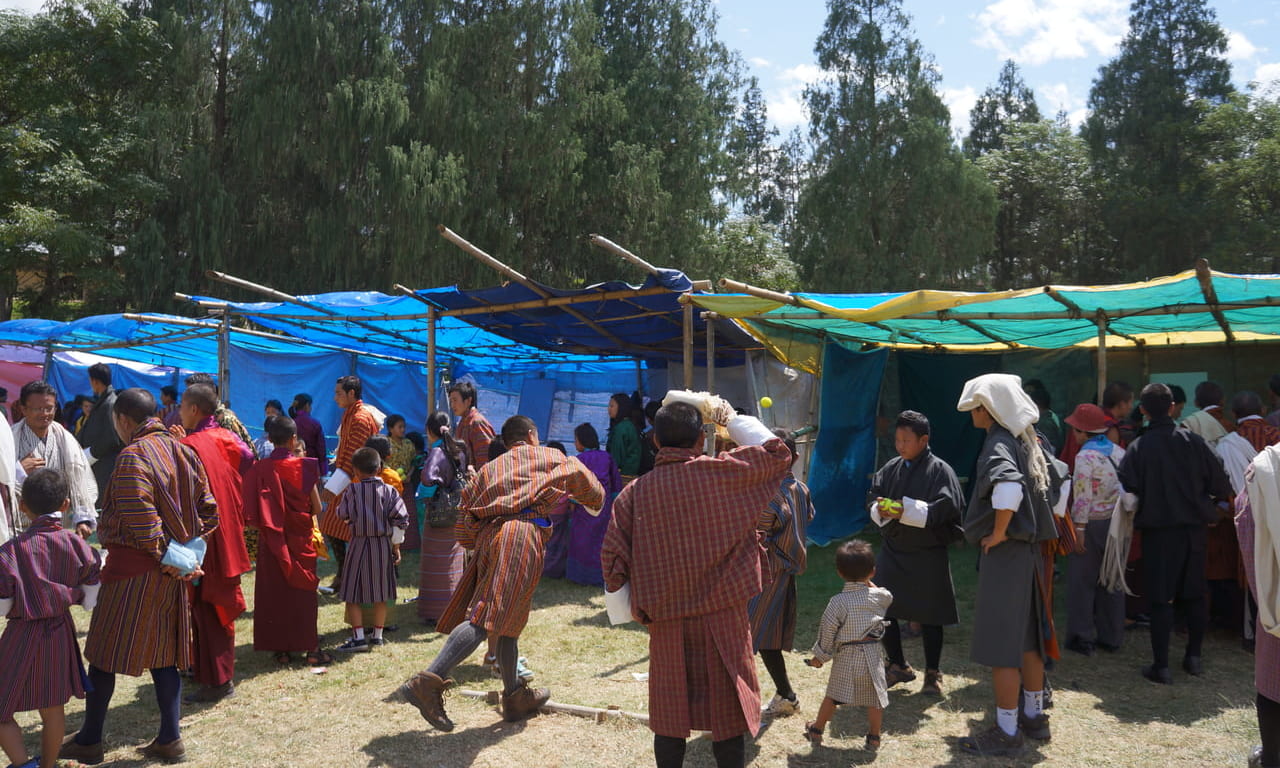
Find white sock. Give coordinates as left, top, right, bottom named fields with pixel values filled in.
left=996, top=707, right=1019, bottom=736
left=1023, top=689, right=1044, bottom=718
left=353, top=626, right=365, bottom=641
left=372, top=626, right=384, bottom=640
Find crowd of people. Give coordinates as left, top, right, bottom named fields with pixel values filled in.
left=0, top=361, right=1274, bottom=768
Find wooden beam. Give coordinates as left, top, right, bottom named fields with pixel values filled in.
left=1044, top=287, right=1085, bottom=318
left=1195, top=258, right=1235, bottom=343
left=717, top=278, right=802, bottom=306
left=1096, top=312, right=1108, bottom=403
left=950, top=317, right=1019, bottom=348
left=703, top=311, right=717, bottom=391
left=589, top=234, right=662, bottom=276
left=682, top=298, right=694, bottom=390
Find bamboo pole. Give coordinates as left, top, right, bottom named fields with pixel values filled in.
left=704, top=312, right=717, bottom=392
left=217, top=312, right=231, bottom=402
left=395, top=283, right=674, bottom=318
left=589, top=234, right=662, bottom=276
left=717, top=278, right=802, bottom=306
left=456, top=690, right=650, bottom=725
left=1194, top=258, right=1235, bottom=343
left=1096, top=312, right=1108, bottom=404
left=682, top=298, right=694, bottom=390
left=427, top=308, right=437, bottom=414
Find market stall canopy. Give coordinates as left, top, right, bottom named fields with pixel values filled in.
left=690, top=264, right=1280, bottom=373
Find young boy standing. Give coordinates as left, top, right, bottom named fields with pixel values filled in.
left=334, top=448, right=408, bottom=652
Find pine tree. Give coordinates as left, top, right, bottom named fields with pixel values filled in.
left=793, top=0, right=995, bottom=291
left=725, top=78, right=784, bottom=225
left=964, top=59, right=1041, bottom=158
left=1083, top=0, right=1233, bottom=278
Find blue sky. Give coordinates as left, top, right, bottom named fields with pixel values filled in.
left=717, top=0, right=1280, bottom=138
left=5, top=0, right=1278, bottom=139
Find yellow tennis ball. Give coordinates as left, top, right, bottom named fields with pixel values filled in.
left=759, top=396, right=773, bottom=409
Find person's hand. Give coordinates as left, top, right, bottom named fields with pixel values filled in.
left=980, top=529, right=1008, bottom=554
left=20, top=455, right=45, bottom=473
left=392, top=545, right=402, bottom=566
left=75, top=523, right=93, bottom=540
left=876, top=498, right=903, bottom=518
left=1073, top=527, right=1087, bottom=555
left=805, top=658, right=824, bottom=668
left=706, top=396, right=735, bottom=427
left=167, top=424, right=187, bottom=440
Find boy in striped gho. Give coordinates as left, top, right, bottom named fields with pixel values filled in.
left=334, top=447, right=408, bottom=652
left=0, top=469, right=102, bottom=768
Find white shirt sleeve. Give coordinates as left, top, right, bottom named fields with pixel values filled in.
left=869, top=500, right=887, bottom=527
left=81, top=583, right=101, bottom=611
left=0, top=597, right=12, bottom=616
left=83, top=446, right=98, bottom=466
left=726, top=414, right=775, bottom=447
left=899, top=496, right=930, bottom=528
left=1053, top=479, right=1070, bottom=518
left=391, top=527, right=406, bottom=545
left=991, top=481, right=1024, bottom=511
left=324, top=468, right=351, bottom=496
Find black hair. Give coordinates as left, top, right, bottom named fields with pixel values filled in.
left=352, top=446, right=382, bottom=475
left=501, top=415, right=537, bottom=445
left=290, top=392, right=313, bottom=419
left=654, top=402, right=702, bottom=449
left=835, top=539, right=876, bottom=582
left=772, top=428, right=797, bottom=464
left=895, top=410, right=931, bottom=437
left=336, top=375, right=362, bottom=400
left=113, top=388, right=157, bottom=424
left=1168, top=384, right=1187, bottom=405
left=88, top=362, right=112, bottom=386
left=609, top=393, right=633, bottom=425
left=185, top=372, right=214, bottom=387
left=488, top=437, right=508, bottom=461
left=265, top=399, right=284, bottom=415
left=182, top=383, right=219, bottom=417
left=425, top=411, right=465, bottom=467
left=161, top=385, right=178, bottom=400
left=1026, top=387, right=1051, bottom=410
left=1102, top=381, right=1133, bottom=410
left=644, top=400, right=661, bottom=424
left=405, top=431, right=426, bottom=453
left=546, top=440, right=567, bottom=455
left=22, top=468, right=68, bottom=517
left=386, top=413, right=405, bottom=430
left=1232, top=390, right=1264, bottom=419
left=19, top=380, right=57, bottom=405
left=1194, top=380, right=1224, bottom=409
left=1139, top=382, right=1174, bottom=417
left=364, top=434, right=392, bottom=460
left=1269, top=374, right=1280, bottom=399
left=266, top=415, right=297, bottom=445
left=574, top=422, right=601, bottom=450
left=448, top=380, right=478, bottom=409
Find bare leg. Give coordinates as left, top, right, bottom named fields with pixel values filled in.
left=866, top=706, right=882, bottom=737
left=38, top=706, right=65, bottom=768
left=343, top=602, right=362, bottom=628
left=811, top=697, right=839, bottom=731
left=0, top=718, right=29, bottom=767
left=372, top=602, right=387, bottom=628
left=1020, top=650, right=1045, bottom=692
left=992, top=667, right=1021, bottom=710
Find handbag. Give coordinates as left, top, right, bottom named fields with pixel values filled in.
left=423, top=453, right=467, bottom=529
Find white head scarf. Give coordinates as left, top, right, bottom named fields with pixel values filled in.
left=957, top=373, right=1049, bottom=492
left=0, top=420, right=16, bottom=544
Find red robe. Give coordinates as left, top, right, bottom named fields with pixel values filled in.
left=243, top=452, right=320, bottom=651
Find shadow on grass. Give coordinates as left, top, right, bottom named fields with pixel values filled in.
left=362, top=719, right=528, bottom=768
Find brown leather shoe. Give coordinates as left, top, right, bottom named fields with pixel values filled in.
left=921, top=669, right=944, bottom=696
left=397, top=671, right=455, bottom=731
left=500, top=682, right=550, bottom=722
left=59, top=733, right=104, bottom=765
left=885, top=663, right=916, bottom=687
left=137, top=737, right=186, bottom=763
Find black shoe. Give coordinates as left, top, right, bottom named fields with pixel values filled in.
left=959, top=724, right=1024, bottom=757
left=1064, top=637, right=1095, bottom=656
left=384, top=624, right=400, bottom=633
left=1182, top=655, right=1203, bottom=676
left=1018, top=710, right=1051, bottom=741
left=369, top=637, right=387, bottom=647
left=1141, top=664, right=1172, bottom=684
left=1097, top=641, right=1122, bottom=653
left=335, top=637, right=370, bottom=653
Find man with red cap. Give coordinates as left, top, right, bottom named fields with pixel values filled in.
left=1063, top=403, right=1128, bottom=656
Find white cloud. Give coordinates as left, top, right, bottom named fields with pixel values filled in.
left=973, top=0, right=1129, bottom=66
left=942, top=86, right=979, bottom=140
left=1256, top=62, right=1280, bottom=87
left=936, top=14, right=947, bottom=26
left=1227, top=29, right=1260, bottom=62
left=765, top=64, right=826, bottom=131
left=1040, top=82, right=1088, bottom=127
left=749, top=57, right=773, bottom=69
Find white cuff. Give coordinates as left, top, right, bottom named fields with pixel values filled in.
left=1052, top=479, right=1070, bottom=518
left=605, top=583, right=633, bottom=625
left=81, top=583, right=101, bottom=611
left=70, top=509, right=97, bottom=530
left=992, top=481, right=1023, bottom=511
left=83, top=447, right=98, bottom=467
left=0, top=597, right=11, bottom=616
left=900, top=496, right=929, bottom=528
left=869, top=500, right=887, bottom=527
left=1120, top=492, right=1139, bottom=513
left=391, top=528, right=405, bottom=545
left=324, top=469, right=351, bottom=496
left=726, top=414, right=774, bottom=447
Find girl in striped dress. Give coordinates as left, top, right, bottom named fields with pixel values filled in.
left=334, top=448, right=408, bottom=652
left=0, top=469, right=101, bottom=768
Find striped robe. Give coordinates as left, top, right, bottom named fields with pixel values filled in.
left=748, top=473, right=815, bottom=651
left=319, top=402, right=379, bottom=541
left=335, top=477, right=408, bottom=604
left=85, top=419, right=218, bottom=676
left=456, top=407, right=495, bottom=470
left=437, top=444, right=604, bottom=637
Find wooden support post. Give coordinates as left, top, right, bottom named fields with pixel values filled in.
left=682, top=298, right=694, bottom=390
left=427, top=308, right=437, bottom=414
left=1194, top=258, right=1235, bottom=342
left=704, top=312, right=717, bottom=392
left=217, top=311, right=230, bottom=403
left=1096, top=312, right=1108, bottom=405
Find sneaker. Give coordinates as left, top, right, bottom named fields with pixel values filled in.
left=369, top=637, right=387, bottom=647
left=515, top=656, right=535, bottom=681
left=958, top=724, right=1025, bottom=757
left=885, top=663, right=917, bottom=687
left=1018, top=710, right=1051, bottom=741
left=1182, top=654, right=1203, bottom=676
left=761, top=694, right=799, bottom=717
left=335, top=637, right=371, bottom=653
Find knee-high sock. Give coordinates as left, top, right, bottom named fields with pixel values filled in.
left=1149, top=602, right=1173, bottom=668
left=427, top=622, right=487, bottom=679
left=1184, top=597, right=1207, bottom=658
left=711, top=735, right=746, bottom=768
left=191, top=585, right=236, bottom=687
left=653, top=735, right=686, bottom=768
left=151, top=667, right=182, bottom=744
left=881, top=619, right=906, bottom=667
left=758, top=649, right=794, bottom=700
left=922, top=624, right=945, bottom=670
left=1259, top=693, right=1280, bottom=767
left=496, top=635, right=520, bottom=696
left=77, top=666, right=116, bottom=745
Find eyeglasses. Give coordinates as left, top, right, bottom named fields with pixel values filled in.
left=26, top=406, right=56, bottom=415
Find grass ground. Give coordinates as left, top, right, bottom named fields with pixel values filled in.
left=17, top=531, right=1259, bottom=767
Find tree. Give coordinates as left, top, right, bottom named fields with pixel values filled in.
left=793, top=0, right=995, bottom=291
left=704, top=216, right=800, bottom=291
left=725, top=77, right=785, bottom=226
left=1083, top=0, right=1233, bottom=279
left=976, top=116, right=1110, bottom=287
left=964, top=59, right=1041, bottom=158
left=1199, top=87, right=1280, bottom=272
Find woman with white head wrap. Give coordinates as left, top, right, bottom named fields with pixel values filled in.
left=955, top=373, right=1063, bottom=757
